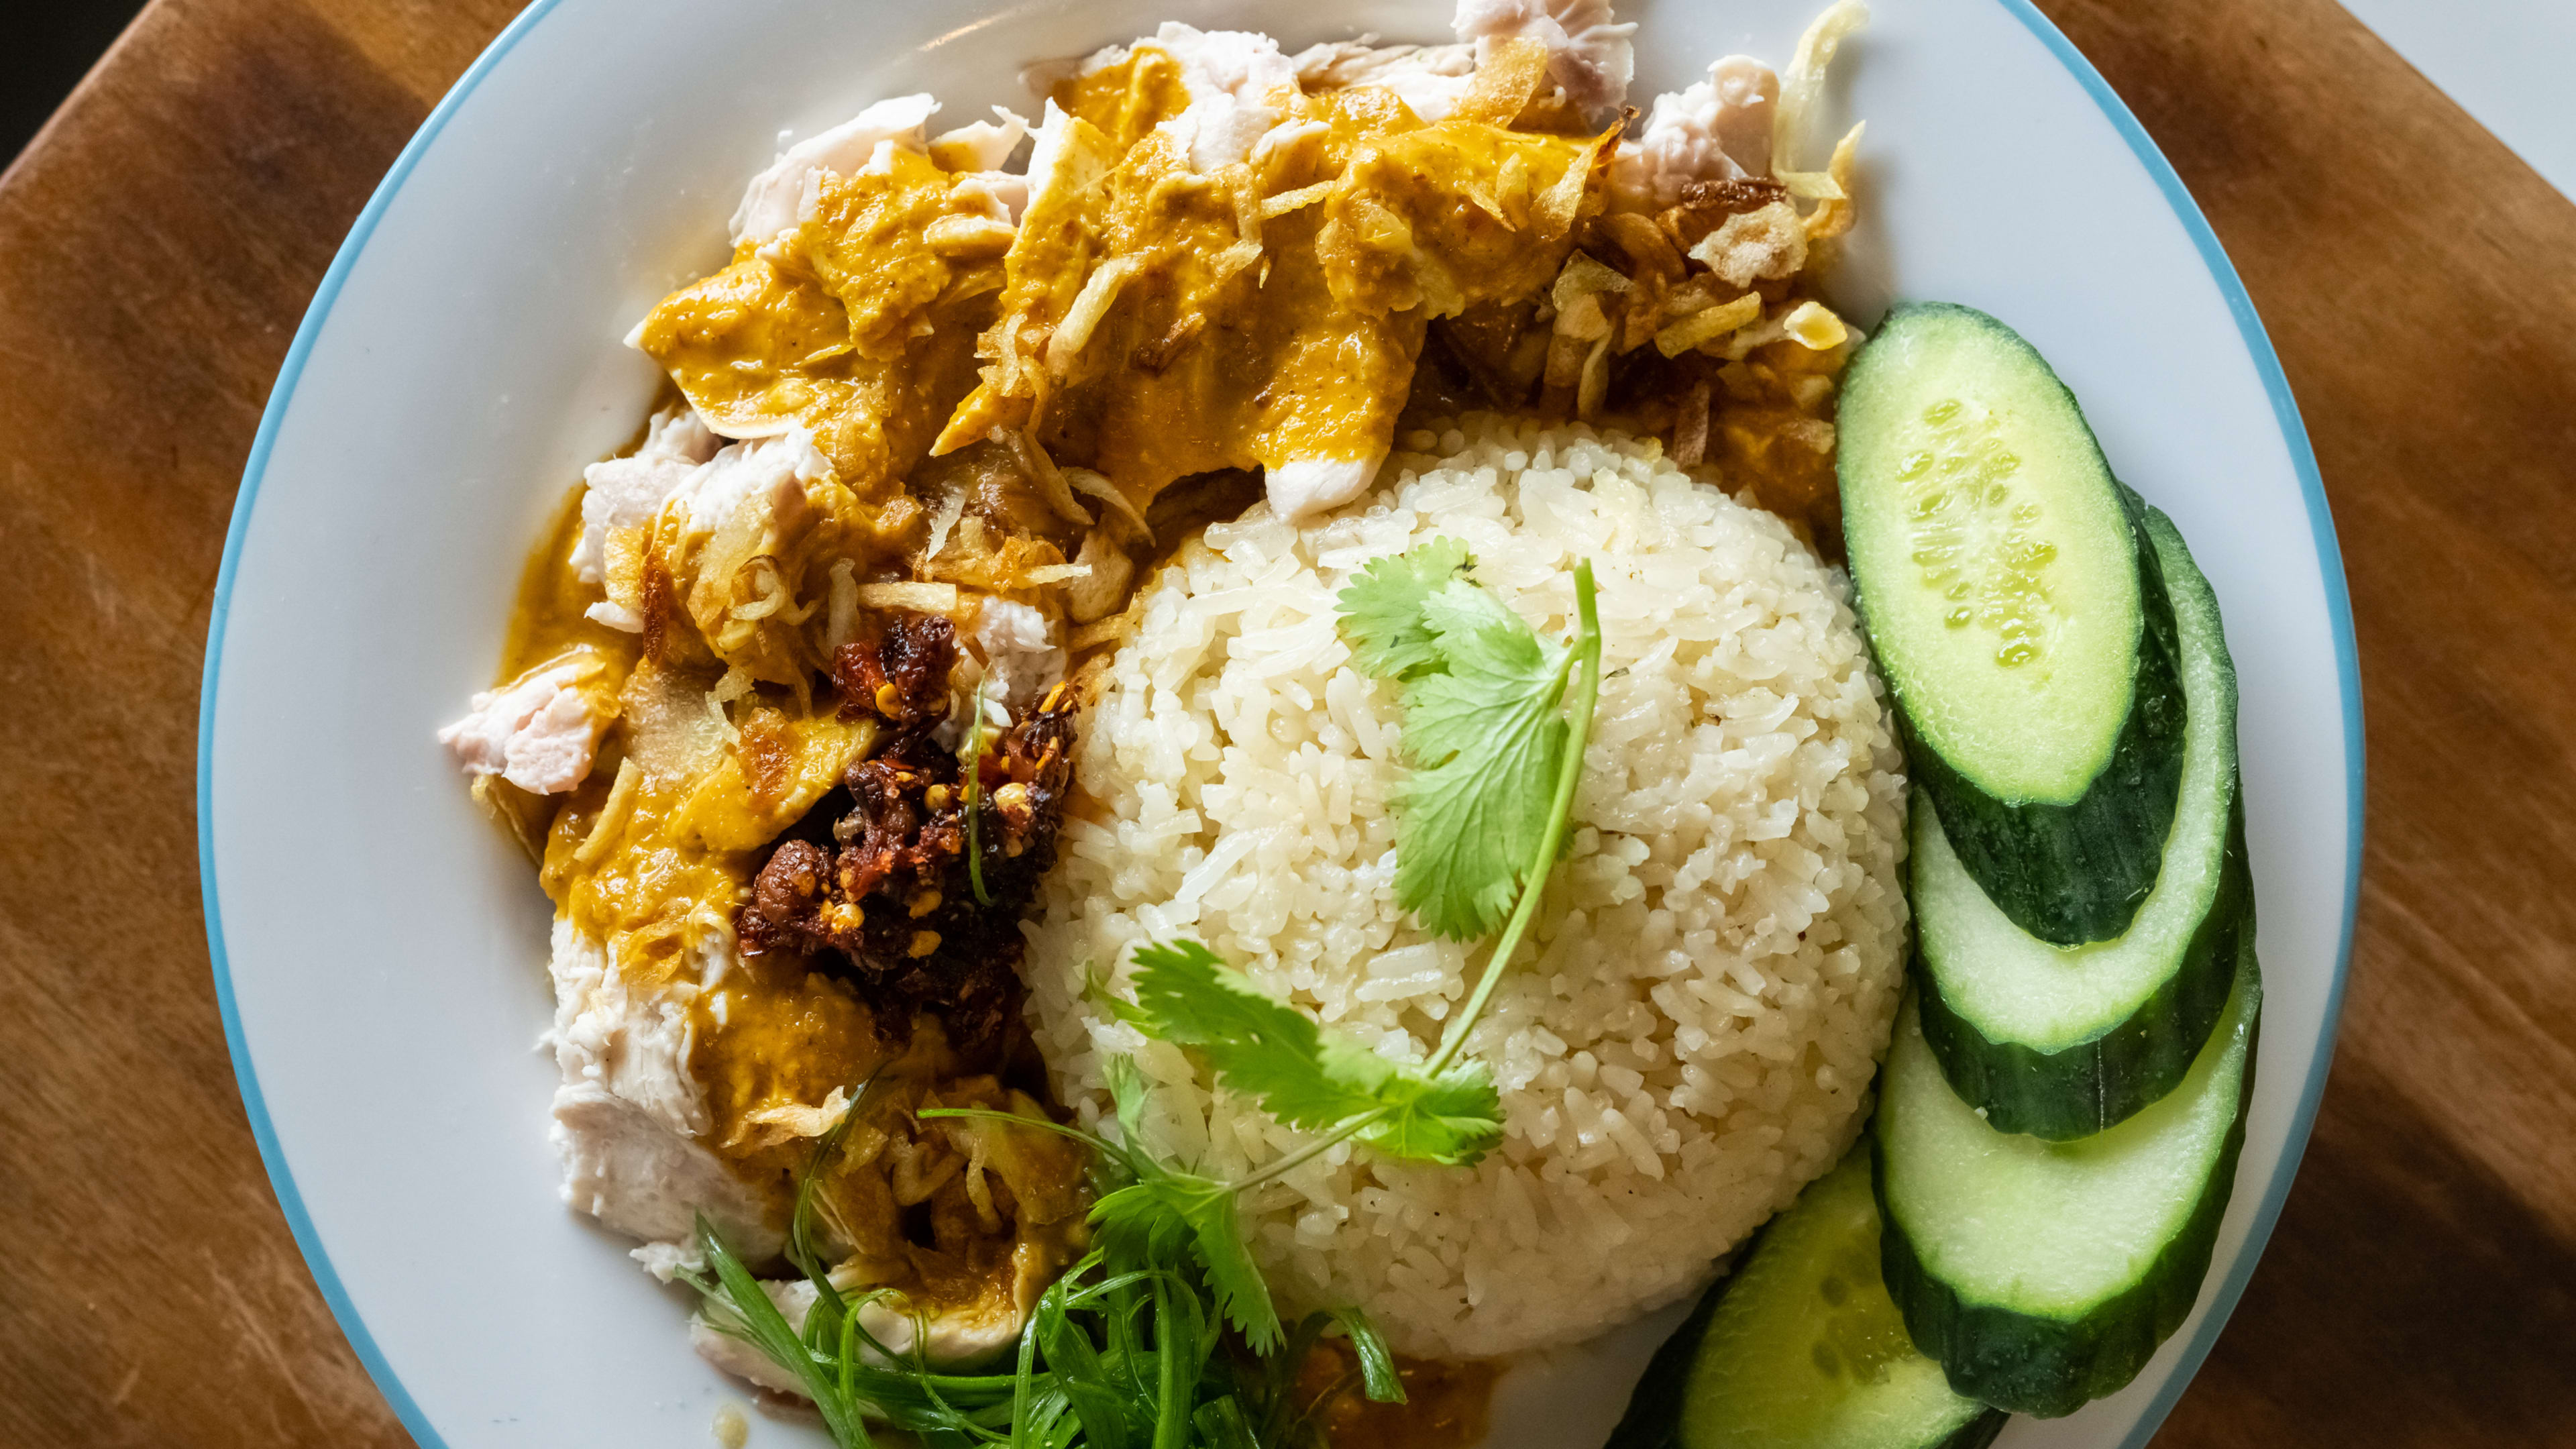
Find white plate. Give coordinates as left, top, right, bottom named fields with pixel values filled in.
left=199, top=1, right=2362, bottom=1444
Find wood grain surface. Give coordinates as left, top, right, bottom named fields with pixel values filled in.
left=1, top=0, right=2569, bottom=1445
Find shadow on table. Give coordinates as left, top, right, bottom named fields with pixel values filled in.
left=5, top=2, right=152, bottom=168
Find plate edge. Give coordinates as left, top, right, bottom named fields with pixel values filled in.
left=1990, top=5, right=2365, bottom=1446
left=194, top=4, right=573, bottom=1447
left=193, top=4, right=2370, bottom=1446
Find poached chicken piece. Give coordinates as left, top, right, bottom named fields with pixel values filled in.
left=438, top=656, right=613, bottom=795
left=1289, top=0, right=1634, bottom=128
left=570, top=404, right=719, bottom=595
left=547, top=922, right=780, bottom=1274
left=933, top=28, right=1609, bottom=523
left=1453, top=0, right=1636, bottom=124
left=517, top=607, right=1087, bottom=1371
left=1607, top=55, right=1782, bottom=209
left=635, top=133, right=1008, bottom=498
left=441, top=0, right=1878, bottom=1406
left=1137, top=22, right=1305, bottom=170
left=731, top=93, right=943, bottom=246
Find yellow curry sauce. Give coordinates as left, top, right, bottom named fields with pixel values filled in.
left=638, top=145, right=1006, bottom=504
left=497, top=479, right=879, bottom=1157
left=492, top=476, right=1078, bottom=1321
left=935, top=45, right=1609, bottom=518
left=1303, top=1344, right=1501, bottom=1449
left=468, top=21, right=1872, bottom=1418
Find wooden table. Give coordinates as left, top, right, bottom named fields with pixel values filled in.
left=3, top=0, right=2571, bottom=1444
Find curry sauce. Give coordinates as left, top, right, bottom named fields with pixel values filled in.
left=455, top=11, right=1876, bottom=1432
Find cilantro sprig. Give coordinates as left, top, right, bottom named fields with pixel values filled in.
left=683, top=1061, right=1405, bottom=1448
left=1129, top=941, right=1504, bottom=1167
left=1108, top=547, right=1603, bottom=1187
left=1397, top=551, right=1604, bottom=1080
left=1354, top=546, right=1591, bottom=941
left=683, top=546, right=1604, bottom=1442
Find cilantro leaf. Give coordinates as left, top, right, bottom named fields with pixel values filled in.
left=1091, top=1165, right=1281, bottom=1352
left=1327, top=1306, right=1407, bottom=1404
left=1392, top=579, right=1574, bottom=939
left=1130, top=941, right=1381, bottom=1128
left=1336, top=537, right=1473, bottom=680
left=1335, top=545, right=1582, bottom=940
left=1104, top=1052, right=1152, bottom=1152
left=922, top=1077, right=1286, bottom=1354
left=1344, top=1058, right=1503, bottom=1165
left=1128, top=940, right=1503, bottom=1167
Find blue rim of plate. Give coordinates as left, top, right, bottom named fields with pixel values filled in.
left=196, top=3, right=2363, bottom=1445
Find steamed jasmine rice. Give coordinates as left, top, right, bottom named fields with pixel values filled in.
left=1023, top=414, right=1911, bottom=1359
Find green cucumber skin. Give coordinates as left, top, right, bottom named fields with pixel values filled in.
left=1916, top=796, right=2250, bottom=1140
left=1899, top=482, right=2188, bottom=947
left=1875, top=961, right=2263, bottom=1419
left=1603, top=1170, right=2008, bottom=1449
left=1601, top=1284, right=2010, bottom=1449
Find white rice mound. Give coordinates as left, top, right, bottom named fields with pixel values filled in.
left=1021, top=415, right=1910, bottom=1360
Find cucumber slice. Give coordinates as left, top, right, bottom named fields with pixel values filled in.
left=1911, top=504, right=2245, bottom=1139
left=1605, top=1149, right=2006, bottom=1449
left=1841, top=304, right=2186, bottom=945
left=1876, top=938, right=2261, bottom=1419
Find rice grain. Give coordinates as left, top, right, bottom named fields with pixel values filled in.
left=1022, top=414, right=1909, bottom=1358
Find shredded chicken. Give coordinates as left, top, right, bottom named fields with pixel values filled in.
left=732, top=93, right=941, bottom=245
left=459, top=5, right=1880, bottom=1405
left=1291, top=39, right=1477, bottom=119
left=572, top=405, right=719, bottom=586
left=439, top=656, right=612, bottom=794
left=1452, top=0, right=1635, bottom=124
left=1606, top=56, right=1782, bottom=211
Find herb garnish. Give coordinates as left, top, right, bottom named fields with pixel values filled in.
left=1340, top=543, right=1597, bottom=942
left=1116, top=548, right=1603, bottom=1180
left=1053, top=1055, right=1284, bottom=1350
left=684, top=1057, right=1403, bottom=1448
left=1129, top=941, right=1503, bottom=1167
left=682, top=547, right=1602, bottom=1443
